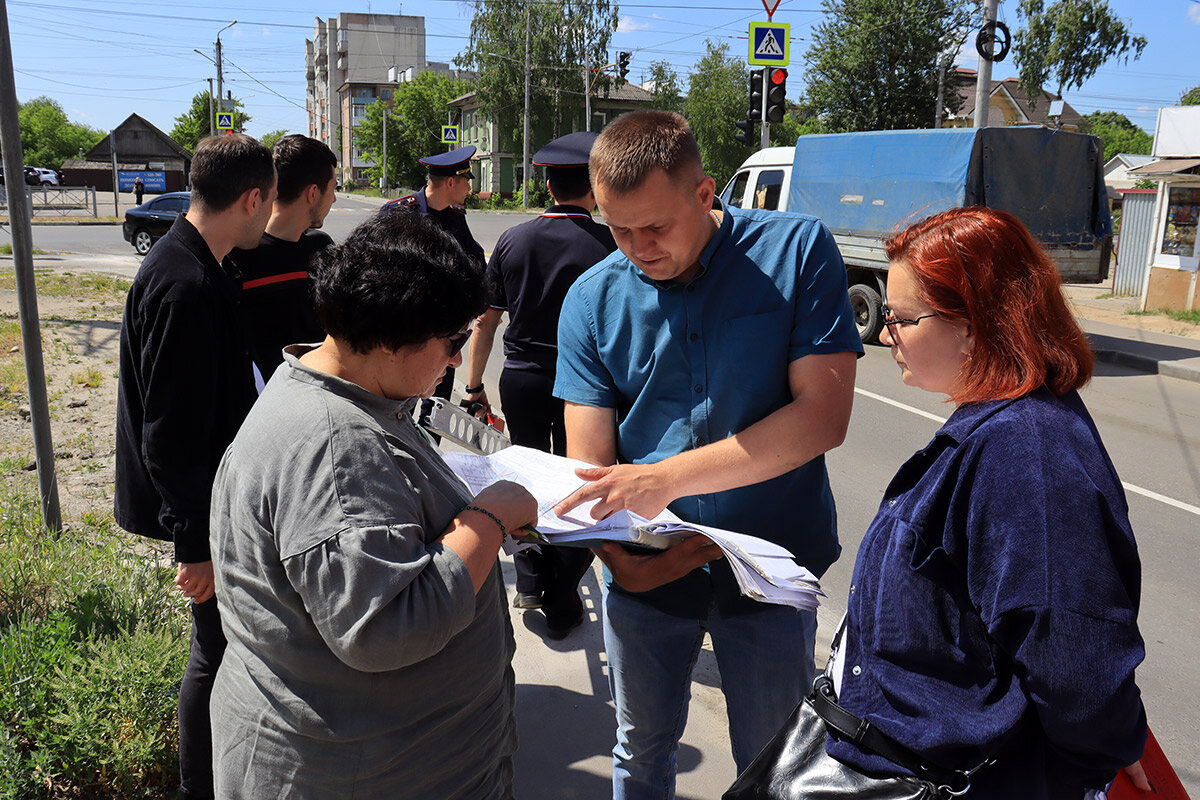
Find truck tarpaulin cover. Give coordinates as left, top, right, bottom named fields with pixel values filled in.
left=787, top=127, right=1110, bottom=247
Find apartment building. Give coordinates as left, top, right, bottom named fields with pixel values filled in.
left=305, top=13, right=454, bottom=185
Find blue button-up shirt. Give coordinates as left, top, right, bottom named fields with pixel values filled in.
left=554, top=205, right=862, bottom=616
left=830, top=388, right=1147, bottom=798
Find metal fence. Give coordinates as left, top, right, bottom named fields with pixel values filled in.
left=1113, top=191, right=1157, bottom=297
left=0, top=185, right=98, bottom=217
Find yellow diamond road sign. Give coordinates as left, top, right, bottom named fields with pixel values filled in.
left=748, top=22, right=789, bottom=66
left=441, top=125, right=460, bottom=144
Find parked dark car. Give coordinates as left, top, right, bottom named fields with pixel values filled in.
left=123, top=192, right=190, bottom=255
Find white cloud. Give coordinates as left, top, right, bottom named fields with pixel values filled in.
left=1189, top=5, right=1200, bottom=24
left=651, top=13, right=666, bottom=20
left=1136, top=105, right=1154, bottom=115
left=261, top=27, right=272, bottom=37
left=617, top=16, right=650, bottom=33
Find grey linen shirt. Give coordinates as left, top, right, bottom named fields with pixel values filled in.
left=210, top=347, right=516, bottom=799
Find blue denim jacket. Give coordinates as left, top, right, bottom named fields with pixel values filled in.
left=829, top=388, right=1147, bottom=799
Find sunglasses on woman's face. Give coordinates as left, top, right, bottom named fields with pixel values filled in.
left=445, top=328, right=472, bottom=357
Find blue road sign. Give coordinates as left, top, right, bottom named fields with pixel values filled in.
left=441, top=125, right=460, bottom=144
left=216, top=112, right=233, bottom=130
left=749, top=22, right=790, bottom=66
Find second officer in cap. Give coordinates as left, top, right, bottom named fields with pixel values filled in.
left=463, top=131, right=617, bottom=639
left=381, top=145, right=486, bottom=433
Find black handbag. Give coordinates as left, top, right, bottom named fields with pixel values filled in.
left=725, top=616, right=995, bottom=800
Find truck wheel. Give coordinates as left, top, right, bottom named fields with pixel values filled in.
left=849, top=283, right=884, bottom=344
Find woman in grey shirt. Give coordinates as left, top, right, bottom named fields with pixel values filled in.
left=209, top=211, right=536, bottom=798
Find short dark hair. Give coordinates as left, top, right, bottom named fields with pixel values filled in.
left=310, top=210, right=487, bottom=354
left=546, top=166, right=592, bottom=204
left=190, top=134, right=274, bottom=212
left=273, top=134, right=337, bottom=203
left=589, top=111, right=703, bottom=194
left=885, top=206, right=1093, bottom=403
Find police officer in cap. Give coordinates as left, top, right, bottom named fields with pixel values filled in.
left=381, top=145, right=486, bottom=430
left=464, top=131, right=616, bottom=639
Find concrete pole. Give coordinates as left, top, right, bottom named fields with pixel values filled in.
left=110, top=132, right=119, bottom=216
left=973, top=0, right=1000, bottom=129
left=216, top=21, right=236, bottom=128
left=584, top=55, right=591, bottom=133
left=207, top=77, right=214, bottom=138
left=0, top=0, right=62, bottom=531
left=522, top=3, right=531, bottom=208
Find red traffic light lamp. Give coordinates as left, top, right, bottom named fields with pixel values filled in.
left=766, top=68, right=788, bottom=123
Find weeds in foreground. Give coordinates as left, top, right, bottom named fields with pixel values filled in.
left=0, top=493, right=188, bottom=799
left=1127, top=307, right=1200, bottom=325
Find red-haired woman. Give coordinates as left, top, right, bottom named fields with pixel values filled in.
left=825, top=207, right=1149, bottom=798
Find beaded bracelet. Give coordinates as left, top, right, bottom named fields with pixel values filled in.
left=462, top=504, right=507, bottom=538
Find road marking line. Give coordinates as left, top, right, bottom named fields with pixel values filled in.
left=853, top=387, right=1200, bottom=518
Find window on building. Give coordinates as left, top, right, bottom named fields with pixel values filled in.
left=380, top=89, right=392, bottom=101
left=1157, top=185, right=1200, bottom=269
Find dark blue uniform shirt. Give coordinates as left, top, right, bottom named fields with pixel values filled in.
left=380, top=188, right=485, bottom=268
left=831, top=388, right=1147, bottom=799
left=486, top=204, right=615, bottom=374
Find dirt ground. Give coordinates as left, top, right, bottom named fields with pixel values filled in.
left=0, top=273, right=125, bottom=526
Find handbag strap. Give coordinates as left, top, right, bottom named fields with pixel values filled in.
left=810, top=676, right=977, bottom=796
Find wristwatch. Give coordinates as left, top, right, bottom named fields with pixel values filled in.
left=464, top=383, right=485, bottom=394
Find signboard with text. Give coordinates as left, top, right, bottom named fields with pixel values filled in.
left=117, top=171, right=167, bottom=192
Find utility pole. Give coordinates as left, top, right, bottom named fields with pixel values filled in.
left=973, top=0, right=999, bottom=129
left=583, top=52, right=591, bottom=133
left=522, top=3, right=531, bottom=209
left=0, top=0, right=61, bottom=531
left=206, top=77, right=214, bottom=137
left=215, top=20, right=236, bottom=125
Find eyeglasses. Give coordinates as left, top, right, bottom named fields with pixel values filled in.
left=445, top=327, right=472, bottom=357
left=880, top=304, right=938, bottom=331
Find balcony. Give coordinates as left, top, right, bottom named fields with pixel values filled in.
left=337, top=32, right=349, bottom=53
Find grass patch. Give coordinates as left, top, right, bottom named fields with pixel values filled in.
left=0, top=492, right=188, bottom=799
left=69, top=368, right=103, bottom=389
left=1126, top=307, right=1200, bottom=325
left=0, top=246, right=48, bottom=256
left=0, top=270, right=131, bottom=300
left=0, top=319, right=26, bottom=412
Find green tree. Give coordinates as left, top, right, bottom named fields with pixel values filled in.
left=801, top=0, right=977, bottom=132
left=1181, top=86, right=1200, bottom=106
left=1014, top=0, right=1147, bottom=109
left=355, top=71, right=473, bottom=189
left=1080, top=111, right=1152, bottom=162
left=169, top=92, right=251, bottom=152
left=461, top=0, right=619, bottom=147
left=259, top=129, right=289, bottom=151
left=647, top=60, right=683, bottom=114
left=16, top=97, right=104, bottom=168
left=683, top=40, right=748, bottom=185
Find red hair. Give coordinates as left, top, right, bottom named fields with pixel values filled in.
left=885, top=207, right=1093, bottom=404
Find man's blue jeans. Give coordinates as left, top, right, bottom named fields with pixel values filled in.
left=603, top=587, right=817, bottom=800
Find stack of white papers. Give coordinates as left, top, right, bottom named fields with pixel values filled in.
left=442, top=446, right=823, bottom=610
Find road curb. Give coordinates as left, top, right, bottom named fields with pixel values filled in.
left=1092, top=348, right=1200, bottom=385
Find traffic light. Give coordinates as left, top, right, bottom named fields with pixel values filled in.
left=734, top=119, right=756, bottom=147
left=748, top=68, right=765, bottom=122
left=617, top=51, right=631, bottom=83
left=766, top=68, right=788, bottom=124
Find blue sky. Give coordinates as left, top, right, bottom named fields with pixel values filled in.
left=6, top=0, right=1197, bottom=144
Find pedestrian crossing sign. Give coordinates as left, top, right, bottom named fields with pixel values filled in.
left=748, top=22, right=789, bottom=66
left=442, top=125, right=460, bottom=144
left=216, top=112, right=233, bottom=131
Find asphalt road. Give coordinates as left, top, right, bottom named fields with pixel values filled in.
left=8, top=203, right=1199, bottom=795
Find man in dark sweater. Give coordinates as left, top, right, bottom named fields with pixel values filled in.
left=115, top=133, right=275, bottom=800
left=230, top=134, right=337, bottom=387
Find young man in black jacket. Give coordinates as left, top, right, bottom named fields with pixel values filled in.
left=230, top=134, right=337, bottom=386
left=115, top=133, right=275, bottom=800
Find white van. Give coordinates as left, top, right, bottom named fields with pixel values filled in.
left=720, top=147, right=793, bottom=212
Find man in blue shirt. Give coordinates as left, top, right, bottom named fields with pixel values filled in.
left=553, top=111, right=862, bottom=799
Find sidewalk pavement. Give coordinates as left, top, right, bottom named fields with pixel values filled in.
left=1063, top=284, right=1200, bottom=385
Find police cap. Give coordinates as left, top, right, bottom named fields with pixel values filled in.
left=421, top=145, right=477, bottom=178
left=532, top=131, right=598, bottom=167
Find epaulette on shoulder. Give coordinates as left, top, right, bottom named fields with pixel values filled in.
left=400, top=194, right=419, bottom=206
left=449, top=204, right=467, bottom=214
